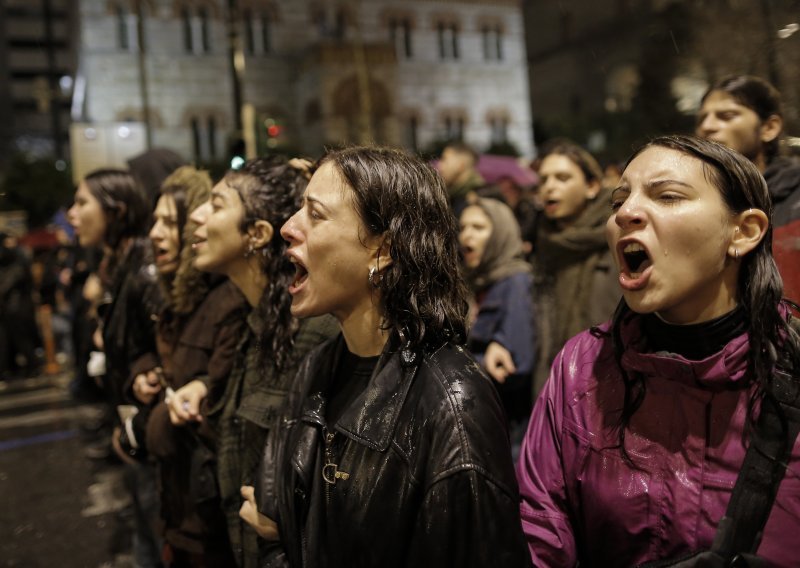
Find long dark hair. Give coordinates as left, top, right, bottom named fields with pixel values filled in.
left=320, top=146, right=469, bottom=351
left=83, top=168, right=151, bottom=251
left=224, top=156, right=307, bottom=372
left=700, top=75, right=783, bottom=161
left=609, top=135, right=800, bottom=461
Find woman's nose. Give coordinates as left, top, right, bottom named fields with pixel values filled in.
left=280, top=213, right=299, bottom=242
left=148, top=221, right=161, bottom=240
left=190, top=201, right=211, bottom=225
left=697, top=114, right=718, bottom=137
left=614, top=197, right=647, bottom=229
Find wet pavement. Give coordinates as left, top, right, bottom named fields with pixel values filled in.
left=0, top=372, right=134, bottom=567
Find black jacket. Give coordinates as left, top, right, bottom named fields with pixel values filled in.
left=764, top=155, right=800, bottom=228
left=102, top=237, right=163, bottom=410
left=264, top=334, right=531, bottom=568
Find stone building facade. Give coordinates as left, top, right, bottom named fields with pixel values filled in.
left=76, top=0, right=533, bottom=162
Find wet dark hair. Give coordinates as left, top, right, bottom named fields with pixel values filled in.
left=540, top=140, right=603, bottom=186
left=700, top=75, right=783, bottom=160
left=320, top=146, right=470, bottom=351
left=609, top=134, right=800, bottom=462
left=83, top=168, right=151, bottom=251
left=224, top=156, right=307, bottom=372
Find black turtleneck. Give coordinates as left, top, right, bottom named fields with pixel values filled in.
left=642, top=306, right=747, bottom=360
left=326, top=347, right=379, bottom=426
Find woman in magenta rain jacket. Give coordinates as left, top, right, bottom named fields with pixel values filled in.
left=516, top=135, right=800, bottom=567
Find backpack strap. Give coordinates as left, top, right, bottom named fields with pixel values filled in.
left=711, top=365, right=800, bottom=559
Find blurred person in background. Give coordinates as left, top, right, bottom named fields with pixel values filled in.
left=67, top=169, right=164, bottom=567
left=497, top=175, right=541, bottom=257
left=697, top=74, right=800, bottom=304
left=0, top=232, right=40, bottom=378
left=532, top=141, right=619, bottom=396
left=438, top=142, right=487, bottom=217
left=128, top=148, right=187, bottom=210
left=166, top=157, right=337, bottom=568
left=460, top=197, right=535, bottom=458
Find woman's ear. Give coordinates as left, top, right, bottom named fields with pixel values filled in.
left=249, top=220, right=274, bottom=250
left=585, top=179, right=602, bottom=200
left=373, top=235, right=394, bottom=271
left=730, top=208, right=769, bottom=259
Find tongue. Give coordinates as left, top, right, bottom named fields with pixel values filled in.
left=631, top=258, right=652, bottom=275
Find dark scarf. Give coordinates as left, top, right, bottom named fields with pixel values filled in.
left=464, top=198, right=532, bottom=293
left=535, top=187, right=612, bottom=274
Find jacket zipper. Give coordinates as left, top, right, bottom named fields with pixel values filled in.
left=321, top=428, right=349, bottom=504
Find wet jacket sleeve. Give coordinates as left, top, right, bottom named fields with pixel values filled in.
left=408, top=470, right=532, bottom=567
left=516, top=348, right=578, bottom=567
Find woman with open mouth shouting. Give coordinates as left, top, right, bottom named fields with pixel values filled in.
left=254, top=147, right=529, bottom=567
left=516, top=135, right=800, bottom=567
left=166, top=157, right=337, bottom=568
left=532, top=142, right=620, bottom=397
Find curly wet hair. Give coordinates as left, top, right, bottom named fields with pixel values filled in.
left=224, top=156, right=308, bottom=371
left=320, top=146, right=470, bottom=351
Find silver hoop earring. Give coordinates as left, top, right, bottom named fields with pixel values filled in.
left=368, top=266, right=382, bottom=287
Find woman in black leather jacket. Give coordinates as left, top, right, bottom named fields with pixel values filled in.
left=251, top=147, right=530, bottom=567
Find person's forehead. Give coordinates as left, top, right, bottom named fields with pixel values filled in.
left=702, top=91, right=750, bottom=111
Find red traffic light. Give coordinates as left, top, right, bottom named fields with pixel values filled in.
left=267, top=125, right=281, bottom=137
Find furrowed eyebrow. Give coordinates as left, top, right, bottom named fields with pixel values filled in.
left=643, top=179, right=693, bottom=191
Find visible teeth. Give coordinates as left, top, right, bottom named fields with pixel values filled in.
left=630, top=272, right=641, bottom=278
left=623, top=243, right=645, bottom=253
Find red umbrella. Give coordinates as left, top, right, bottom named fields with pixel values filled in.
left=19, top=228, right=60, bottom=251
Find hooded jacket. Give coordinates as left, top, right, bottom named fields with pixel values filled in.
left=516, top=311, right=800, bottom=567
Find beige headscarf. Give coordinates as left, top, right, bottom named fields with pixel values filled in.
left=462, top=198, right=532, bottom=293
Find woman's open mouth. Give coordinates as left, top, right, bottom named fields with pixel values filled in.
left=618, top=241, right=653, bottom=291
left=289, top=258, right=309, bottom=294
left=544, top=199, right=559, bottom=215
left=155, top=246, right=174, bottom=265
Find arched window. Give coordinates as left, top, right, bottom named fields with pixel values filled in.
left=111, top=2, right=138, bottom=51
left=242, top=3, right=278, bottom=55
left=177, top=1, right=215, bottom=54
left=479, top=19, right=504, bottom=61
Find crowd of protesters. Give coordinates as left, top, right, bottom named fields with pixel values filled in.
left=1, top=73, right=799, bottom=567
